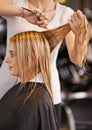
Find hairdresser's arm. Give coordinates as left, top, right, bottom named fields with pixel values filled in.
left=0, top=0, right=24, bottom=17
left=0, top=0, right=47, bottom=27
left=65, top=10, right=91, bottom=67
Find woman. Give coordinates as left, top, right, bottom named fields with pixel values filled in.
left=0, top=0, right=90, bottom=126
left=0, top=30, right=59, bottom=130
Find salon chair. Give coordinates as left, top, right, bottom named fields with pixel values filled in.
left=61, top=90, right=92, bottom=130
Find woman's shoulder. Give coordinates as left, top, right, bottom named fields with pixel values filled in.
left=27, top=82, right=53, bottom=107
left=35, top=84, right=52, bottom=103
left=0, top=83, right=20, bottom=101
left=55, top=2, right=74, bottom=23
left=57, top=2, right=74, bottom=13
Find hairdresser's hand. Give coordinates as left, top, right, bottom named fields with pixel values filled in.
left=36, top=12, right=48, bottom=28
left=68, top=10, right=88, bottom=36
left=23, top=9, right=48, bottom=28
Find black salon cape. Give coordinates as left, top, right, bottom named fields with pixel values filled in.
left=0, top=82, right=58, bottom=130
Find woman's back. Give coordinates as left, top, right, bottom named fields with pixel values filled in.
left=0, top=82, right=57, bottom=130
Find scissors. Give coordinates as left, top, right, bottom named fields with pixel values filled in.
left=22, top=7, right=48, bottom=29
left=22, top=7, right=46, bottom=17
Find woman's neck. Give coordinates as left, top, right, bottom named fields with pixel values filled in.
left=28, top=0, right=56, bottom=12
left=20, top=71, right=38, bottom=83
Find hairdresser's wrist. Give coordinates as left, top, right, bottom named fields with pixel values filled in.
left=15, top=6, right=24, bottom=18
left=20, top=7, right=27, bottom=18
left=20, top=7, right=24, bottom=18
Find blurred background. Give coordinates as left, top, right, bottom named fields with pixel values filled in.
left=0, top=0, right=92, bottom=130
left=57, top=0, right=92, bottom=130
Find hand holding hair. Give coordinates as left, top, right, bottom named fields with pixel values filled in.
left=68, top=10, right=91, bottom=66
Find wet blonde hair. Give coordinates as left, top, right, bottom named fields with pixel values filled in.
left=10, top=31, right=53, bottom=99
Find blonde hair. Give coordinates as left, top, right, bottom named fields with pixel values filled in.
left=43, top=23, right=71, bottom=51
left=10, top=31, right=53, bottom=99
left=10, top=22, right=91, bottom=101
left=42, top=23, right=91, bottom=66
left=10, top=23, right=71, bottom=101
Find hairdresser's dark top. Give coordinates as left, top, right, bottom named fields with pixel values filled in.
left=0, top=82, right=57, bottom=130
